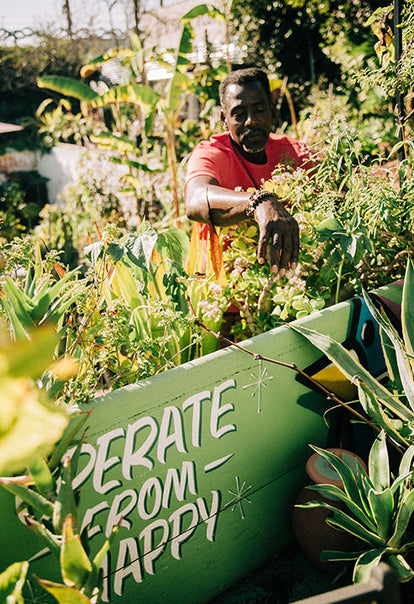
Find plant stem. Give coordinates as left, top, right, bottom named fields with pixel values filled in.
left=335, top=256, right=345, bottom=305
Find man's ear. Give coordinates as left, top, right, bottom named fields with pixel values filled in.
left=220, top=110, right=228, bottom=129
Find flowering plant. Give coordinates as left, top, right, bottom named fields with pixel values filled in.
left=197, top=122, right=414, bottom=340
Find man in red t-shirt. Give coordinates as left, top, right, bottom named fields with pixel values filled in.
left=184, top=68, right=313, bottom=276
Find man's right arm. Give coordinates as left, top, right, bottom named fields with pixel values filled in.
left=185, top=175, right=299, bottom=275
left=185, top=175, right=250, bottom=227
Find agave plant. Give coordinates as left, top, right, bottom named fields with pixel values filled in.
left=0, top=241, right=84, bottom=342
left=297, top=431, right=414, bottom=583
left=292, top=258, right=414, bottom=449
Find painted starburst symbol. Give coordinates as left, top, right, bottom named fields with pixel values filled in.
left=226, top=475, right=252, bottom=520
left=243, top=358, right=273, bottom=413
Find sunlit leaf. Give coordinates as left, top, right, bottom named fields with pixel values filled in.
left=368, top=488, right=393, bottom=540
left=369, top=431, right=390, bottom=490
left=61, top=516, right=92, bottom=589
left=388, top=489, right=414, bottom=549
left=37, top=76, right=98, bottom=101
left=402, top=259, right=414, bottom=365
left=291, top=324, right=414, bottom=421
left=37, top=577, right=91, bottom=603
left=0, top=561, right=28, bottom=603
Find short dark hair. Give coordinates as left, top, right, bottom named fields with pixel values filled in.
left=219, top=68, right=272, bottom=108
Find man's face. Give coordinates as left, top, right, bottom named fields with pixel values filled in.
left=221, top=80, right=274, bottom=157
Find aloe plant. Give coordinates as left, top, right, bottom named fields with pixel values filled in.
left=0, top=241, right=84, bottom=342
left=0, top=327, right=110, bottom=602
left=297, top=431, right=414, bottom=583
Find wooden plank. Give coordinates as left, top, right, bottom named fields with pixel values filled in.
left=0, top=284, right=402, bottom=602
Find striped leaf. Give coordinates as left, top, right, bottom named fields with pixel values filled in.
left=368, top=430, right=390, bottom=490
left=353, top=547, right=388, bottom=583
left=402, top=259, right=414, bottom=365
left=291, top=324, right=414, bottom=421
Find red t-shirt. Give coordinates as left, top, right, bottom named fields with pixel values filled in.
left=185, top=131, right=313, bottom=191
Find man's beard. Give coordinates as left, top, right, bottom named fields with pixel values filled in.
left=241, top=130, right=267, bottom=154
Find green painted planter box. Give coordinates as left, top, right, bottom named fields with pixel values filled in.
left=0, top=283, right=402, bottom=603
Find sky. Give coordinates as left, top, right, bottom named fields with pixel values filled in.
left=0, top=0, right=180, bottom=33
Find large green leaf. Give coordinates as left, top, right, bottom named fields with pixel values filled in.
left=89, top=132, right=140, bottom=153
left=0, top=380, right=68, bottom=475
left=368, top=488, right=394, bottom=540
left=387, top=554, right=414, bottom=582
left=124, top=229, right=158, bottom=271
left=61, top=516, right=92, bottom=589
left=326, top=506, right=385, bottom=546
left=380, top=327, right=403, bottom=392
left=304, top=500, right=385, bottom=546
left=353, top=547, right=388, bottom=583
left=368, top=431, right=390, bottom=490
left=155, top=228, right=190, bottom=265
left=167, top=71, right=191, bottom=112
left=49, top=411, right=91, bottom=472
left=181, top=3, right=224, bottom=23
left=356, top=382, right=407, bottom=447
left=300, top=483, right=377, bottom=532
left=0, top=561, right=28, bottom=603
left=53, top=458, right=78, bottom=533
left=29, top=453, right=55, bottom=498
left=37, top=578, right=91, bottom=603
left=90, top=84, right=159, bottom=109
left=362, top=289, right=414, bottom=412
left=291, top=324, right=414, bottom=421
left=399, top=445, right=414, bottom=482
left=388, top=489, right=414, bottom=548
left=309, top=445, right=368, bottom=513
left=319, top=549, right=363, bottom=562
left=2, top=277, right=35, bottom=331
left=6, top=327, right=57, bottom=379
left=402, top=259, right=414, bottom=360
left=2, top=483, right=54, bottom=519
left=25, top=516, right=61, bottom=557
left=37, top=76, right=98, bottom=101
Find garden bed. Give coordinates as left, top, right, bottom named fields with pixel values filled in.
left=0, top=282, right=400, bottom=603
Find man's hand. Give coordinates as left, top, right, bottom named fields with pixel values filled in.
left=254, top=195, right=299, bottom=275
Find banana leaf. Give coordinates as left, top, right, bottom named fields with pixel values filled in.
left=37, top=76, right=98, bottom=101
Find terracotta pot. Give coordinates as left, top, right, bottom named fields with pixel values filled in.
left=292, top=448, right=367, bottom=574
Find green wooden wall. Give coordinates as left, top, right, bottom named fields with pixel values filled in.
left=0, top=283, right=402, bottom=602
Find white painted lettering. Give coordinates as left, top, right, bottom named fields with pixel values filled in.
left=70, top=443, right=97, bottom=490
left=210, top=379, right=237, bottom=439
left=123, top=417, right=158, bottom=478
left=157, top=406, right=187, bottom=464
left=80, top=501, right=110, bottom=538
left=105, top=489, right=138, bottom=538
left=114, top=537, right=142, bottom=596
left=182, top=390, right=211, bottom=447
left=139, top=519, right=169, bottom=575
left=197, top=491, right=220, bottom=542
left=100, top=550, right=110, bottom=603
left=169, top=502, right=198, bottom=561
left=93, top=428, right=124, bottom=494
left=137, top=477, right=162, bottom=521
left=162, top=462, right=197, bottom=508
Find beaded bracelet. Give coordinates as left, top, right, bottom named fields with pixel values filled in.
left=245, top=189, right=274, bottom=217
